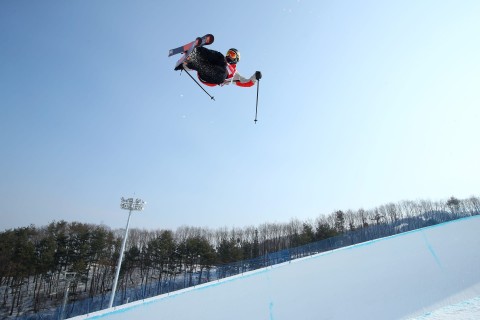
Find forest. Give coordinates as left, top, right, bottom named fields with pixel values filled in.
left=1, top=195, right=479, bottom=319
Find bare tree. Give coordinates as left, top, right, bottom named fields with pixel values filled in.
left=356, top=208, right=368, bottom=228
left=385, top=203, right=400, bottom=223
left=345, top=210, right=356, bottom=231
left=466, top=196, right=480, bottom=215
left=368, top=208, right=383, bottom=225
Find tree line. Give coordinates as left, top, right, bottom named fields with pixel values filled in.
left=0, top=195, right=478, bottom=318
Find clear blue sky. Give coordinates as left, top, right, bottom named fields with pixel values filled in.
left=1, top=0, right=479, bottom=231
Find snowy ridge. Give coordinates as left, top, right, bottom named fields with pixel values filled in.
left=71, top=216, right=480, bottom=320
left=407, top=296, right=480, bottom=320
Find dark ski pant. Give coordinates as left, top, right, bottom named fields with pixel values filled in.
left=186, top=47, right=227, bottom=85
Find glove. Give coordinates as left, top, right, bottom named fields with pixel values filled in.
left=255, top=71, right=262, bottom=80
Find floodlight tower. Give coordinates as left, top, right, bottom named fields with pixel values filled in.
left=108, top=197, right=145, bottom=308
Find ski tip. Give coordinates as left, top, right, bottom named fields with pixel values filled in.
left=205, top=34, right=214, bottom=45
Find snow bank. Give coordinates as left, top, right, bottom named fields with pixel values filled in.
left=407, top=296, right=480, bottom=320
left=71, top=216, right=480, bottom=320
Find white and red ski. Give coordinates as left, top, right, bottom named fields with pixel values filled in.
left=168, top=34, right=214, bottom=70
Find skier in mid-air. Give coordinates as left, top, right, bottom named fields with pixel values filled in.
left=169, top=34, right=263, bottom=121
left=178, top=46, right=262, bottom=87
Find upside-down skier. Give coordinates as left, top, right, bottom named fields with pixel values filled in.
left=178, top=47, right=262, bottom=87
left=169, top=34, right=263, bottom=121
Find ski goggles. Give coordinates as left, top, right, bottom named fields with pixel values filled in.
left=226, top=50, right=237, bottom=59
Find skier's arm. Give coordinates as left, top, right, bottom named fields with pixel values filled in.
left=223, top=72, right=256, bottom=87
left=237, top=72, right=257, bottom=87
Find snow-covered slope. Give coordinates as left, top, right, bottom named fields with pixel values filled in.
left=71, top=216, right=480, bottom=320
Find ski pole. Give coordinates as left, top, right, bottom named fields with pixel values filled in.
left=254, top=79, right=260, bottom=123
left=183, top=68, right=215, bottom=101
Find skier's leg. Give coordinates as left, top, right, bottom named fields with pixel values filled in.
left=187, top=47, right=227, bottom=84
left=207, top=49, right=227, bottom=68
left=186, top=47, right=222, bottom=67
left=198, top=65, right=228, bottom=85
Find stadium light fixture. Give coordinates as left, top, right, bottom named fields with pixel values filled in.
left=108, top=197, right=146, bottom=309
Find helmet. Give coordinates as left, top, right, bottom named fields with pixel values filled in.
left=226, top=48, right=240, bottom=64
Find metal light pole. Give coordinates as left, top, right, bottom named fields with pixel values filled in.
left=60, top=272, right=76, bottom=320
left=108, top=197, right=145, bottom=308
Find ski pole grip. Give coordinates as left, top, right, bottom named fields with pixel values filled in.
left=255, top=71, right=262, bottom=80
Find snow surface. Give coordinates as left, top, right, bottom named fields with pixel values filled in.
left=407, top=296, right=480, bottom=320
left=70, top=216, right=480, bottom=320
